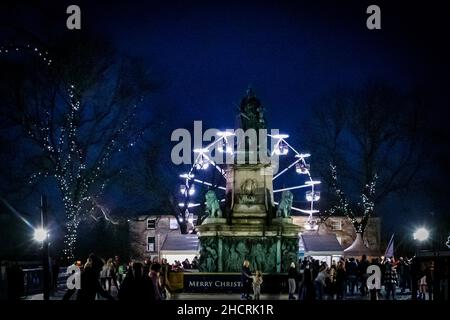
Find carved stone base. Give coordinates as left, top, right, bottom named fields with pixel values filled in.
left=202, top=217, right=227, bottom=225
left=198, top=235, right=298, bottom=273
left=272, top=217, right=294, bottom=224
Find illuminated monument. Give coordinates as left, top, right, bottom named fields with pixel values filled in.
left=195, top=90, right=301, bottom=273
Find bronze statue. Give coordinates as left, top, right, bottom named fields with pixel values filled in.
left=239, top=88, right=266, bottom=131
left=276, top=190, right=293, bottom=218
left=205, top=190, right=222, bottom=218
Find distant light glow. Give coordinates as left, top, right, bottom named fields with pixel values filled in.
left=306, top=191, right=320, bottom=202
left=195, top=162, right=209, bottom=170
left=217, top=131, right=235, bottom=137
left=193, top=148, right=208, bottom=153
left=271, top=134, right=289, bottom=139
left=305, top=180, right=321, bottom=185
left=274, top=141, right=288, bottom=155
left=34, top=228, right=48, bottom=242
left=295, top=153, right=311, bottom=158
left=304, top=223, right=319, bottom=231
left=296, top=163, right=310, bottom=174
left=413, top=227, right=429, bottom=242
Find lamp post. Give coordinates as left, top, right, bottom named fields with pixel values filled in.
left=34, top=195, right=50, bottom=301
left=411, top=227, right=430, bottom=300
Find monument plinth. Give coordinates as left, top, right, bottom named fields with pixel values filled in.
left=196, top=90, right=299, bottom=273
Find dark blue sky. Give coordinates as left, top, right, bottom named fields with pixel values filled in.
left=84, top=0, right=448, bottom=135
left=1, top=0, right=449, bottom=244
left=85, top=0, right=450, bottom=234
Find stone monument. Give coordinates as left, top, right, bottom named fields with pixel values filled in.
left=197, top=90, right=300, bottom=273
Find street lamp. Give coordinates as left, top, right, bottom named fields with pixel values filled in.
left=411, top=227, right=430, bottom=300
left=34, top=195, right=50, bottom=301
left=413, top=227, right=430, bottom=242
left=33, top=228, right=48, bottom=242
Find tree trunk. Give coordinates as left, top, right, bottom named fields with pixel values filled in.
left=63, top=215, right=78, bottom=262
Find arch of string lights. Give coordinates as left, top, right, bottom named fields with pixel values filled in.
left=177, top=131, right=321, bottom=231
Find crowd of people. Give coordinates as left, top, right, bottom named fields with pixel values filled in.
left=62, top=254, right=173, bottom=301
left=240, top=255, right=448, bottom=300
left=284, top=255, right=445, bottom=300
left=166, top=257, right=199, bottom=271
left=3, top=252, right=448, bottom=300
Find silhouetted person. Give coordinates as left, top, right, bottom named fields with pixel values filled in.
left=298, top=264, right=315, bottom=301
left=335, top=260, right=346, bottom=300
left=384, top=259, right=398, bottom=300
left=76, top=254, right=114, bottom=301
left=118, top=262, right=155, bottom=301
left=346, top=258, right=358, bottom=295
left=6, top=262, right=24, bottom=300
left=359, top=255, right=369, bottom=296
left=149, top=263, right=162, bottom=300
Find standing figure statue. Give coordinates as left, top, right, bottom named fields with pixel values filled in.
left=276, top=190, right=293, bottom=218
left=239, top=88, right=266, bottom=131
left=205, top=190, right=222, bottom=218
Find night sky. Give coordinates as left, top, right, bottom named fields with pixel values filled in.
left=1, top=1, right=449, bottom=255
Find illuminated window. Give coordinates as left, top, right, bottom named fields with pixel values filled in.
left=147, top=236, right=155, bottom=252
left=147, top=218, right=156, bottom=229
left=169, top=218, right=179, bottom=230
left=330, top=219, right=342, bottom=231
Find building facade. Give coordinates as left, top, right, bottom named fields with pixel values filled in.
left=129, top=214, right=381, bottom=262
left=128, top=215, right=180, bottom=261
left=128, top=214, right=197, bottom=261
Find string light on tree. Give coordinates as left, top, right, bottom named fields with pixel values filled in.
left=1, top=42, right=148, bottom=261
left=326, top=163, right=377, bottom=234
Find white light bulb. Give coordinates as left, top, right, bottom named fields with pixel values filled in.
left=34, top=228, right=48, bottom=242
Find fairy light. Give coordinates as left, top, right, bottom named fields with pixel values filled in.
left=2, top=43, right=147, bottom=261
left=329, top=163, right=377, bottom=234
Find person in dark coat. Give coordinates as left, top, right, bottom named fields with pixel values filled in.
left=346, top=258, right=358, bottom=295
left=118, top=262, right=155, bottom=301
left=6, top=262, right=24, bottom=300
left=384, top=259, right=398, bottom=300
left=241, top=260, right=253, bottom=300
left=358, top=255, right=369, bottom=296
left=298, top=263, right=315, bottom=301
left=149, top=263, right=163, bottom=300
left=335, top=260, right=346, bottom=300
left=76, top=253, right=114, bottom=301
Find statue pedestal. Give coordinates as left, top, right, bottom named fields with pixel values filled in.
left=197, top=160, right=299, bottom=273
left=202, top=217, right=227, bottom=225
left=272, top=217, right=294, bottom=225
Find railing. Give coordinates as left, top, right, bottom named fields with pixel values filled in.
left=23, top=267, right=43, bottom=297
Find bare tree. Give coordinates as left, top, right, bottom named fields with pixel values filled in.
left=303, top=81, right=426, bottom=231
left=0, top=35, right=157, bottom=260
left=325, top=163, right=377, bottom=233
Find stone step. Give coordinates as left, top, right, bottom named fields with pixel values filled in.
left=232, top=204, right=266, bottom=211
left=232, top=212, right=267, bottom=218
left=231, top=218, right=266, bottom=225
